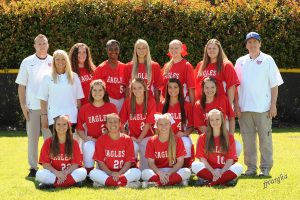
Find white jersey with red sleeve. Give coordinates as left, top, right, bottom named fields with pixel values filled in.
left=119, top=97, right=156, bottom=139
left=93, top=60, right=126, bottom=100
left=93, top=134, right=135, bottom=172
left=195, top=133, right=237, bottom=169
left=39, top=138, right=83, bottom=171
left=78, top=67, right=93, bottom=105
left=157, top=101, right=193, bottom=135
left=123, top=61, right=163, bottom=98
left=76, top=102, right=118, bottom=139
left=194, top=95, right=235, bottom=128
left=161, top=59, right=195, bottom=99
left=145, top=135, right=186, bottom=168
left=194, top=61, right=240, bottom=100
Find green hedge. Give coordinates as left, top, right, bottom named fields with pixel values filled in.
left=0, top=0, right=299, bottom=68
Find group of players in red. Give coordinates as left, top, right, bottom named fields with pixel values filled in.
left=31, top=37, right=244, bottom=189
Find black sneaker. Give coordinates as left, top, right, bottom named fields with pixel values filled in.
left=225, top=179, right=238, bottom=186
left=241, top=171, right=257, bottom=177
left=27, top=168, right=37, bottom=178
left=194, top=178, right=209, bottom=186
left=38, top=183, right=55, bottom=190
left=75, top=181, right=84, bottom=187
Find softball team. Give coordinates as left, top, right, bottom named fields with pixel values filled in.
left=17, top=33, right=279, bottom=189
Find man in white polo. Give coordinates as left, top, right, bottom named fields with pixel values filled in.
left=234, top=32, right=283, bottom=177
left=15, top=34, right=53, bottom=177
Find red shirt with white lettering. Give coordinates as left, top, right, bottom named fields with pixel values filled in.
left=195, top=133, right=237, bottom=169
left=145, top=135, right=186, bottom=168
left=157, top=101, right=193, bottom=135
left=161, top=59, right=195, bottom=99
left=93, top=60, right=126, bottom=99
left=194, top=95, right=234, bottom=128
left=194, top=61, right=239, bottom=100
left=119, top=97, right=156, bottom=139
left=93, top=134, right=135, bottom=172
left=123, top=61, right=163, bottom=98
left=39, top=138, right=82, bottom=171
left=78, top=67, right=93, bottom=105
left=76, top=102, right=118, bottom=139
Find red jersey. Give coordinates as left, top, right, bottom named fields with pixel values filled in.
left=194, top=61, right=239, bottom=100
left=76, top=103, right=118, bottom=139
left=78, top=67, right=93, bottom=105
left=194, top=95, right=234, bottom=127
left=145, top=135, right=186, bottom=168
left=161, top=59, right=195, bottom=99
left=93, top=134, right=135, bottom=172
left=93, top=60, right=126, bottom=99
left=195, top=133, right=237, bottom=169
left=123, top=61, right=163, bottom=98
left=157, top=101, right=193, bottom=135
left=119, top=97, right=156, bottom=139
left=39, top=138, right=82, bottom=171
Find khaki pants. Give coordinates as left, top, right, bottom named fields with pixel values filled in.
left=239, top=111, right=273, bottom=172
left=26, top=110, right=52, bottom=169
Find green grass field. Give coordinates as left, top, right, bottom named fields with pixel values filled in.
left=0, top=128, right=299, bottom=200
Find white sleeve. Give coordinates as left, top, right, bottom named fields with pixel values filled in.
left=15, top=59, right=28, bottom=86
left=36, top=75, right=50, bottom=101
left=74, top=74, right=84, bottom=99
left=268, top=57, right=283, bottom=88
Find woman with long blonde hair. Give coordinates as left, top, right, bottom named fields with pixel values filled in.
left=124, top=39, right=163, bottom=102
left=191, top=109, right=243, bottom=186
left=37, top=50, right=84, bottom=133
left=141, top=113, right=191, bottom=187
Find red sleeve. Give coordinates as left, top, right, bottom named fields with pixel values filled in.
left=123, top=62, right=132, bottom=87
left=185, top=62, right=195, bottom=89
left=222, top=62, right=240, bottom=89
left=39, top=139, right=51, bottom=164
left=176, top=137, right=186, bottom=158
left=195, top=134, right=206, bottom=159
left=225, top=134, right=238, bottom=162
left=124, top=136, right=136, bottom=163
left=93, top=137, right=105, bottom=162
left=145, top=98, right=156, bottom=124
left=156, top=102, right=164, bottom=113
left=119, top=99, right=129, bottom=125
left=71, top=141, right=83, bottom=166
left=92, top=65, right=103, bottom=80
left=76, top=105, right=86, bottom=131
left=185, top=102, right=194, bottom=127
left=152, top=62, right=164, bottom=89
left=193, top=101, right=206, bottom=127
left=145, top=137, right=155, bottom=159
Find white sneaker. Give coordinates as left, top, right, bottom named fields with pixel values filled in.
left=126, top=181, right=141, bottom=188
left=181, top=179, right=189, bottom=186
left=93, top=181, right=104, bottom=188
left=142, top=181, right=157, bottom=188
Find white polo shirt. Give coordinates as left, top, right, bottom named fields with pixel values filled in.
left=235, top=52, right=283, bottom=113
left=37, top=72, right=84, bottom=125
left=15, top=54, right=52, bottom=110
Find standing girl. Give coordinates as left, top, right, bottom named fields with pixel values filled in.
left=89, top=113, right=141, bottom=188
left=76, top=79, right=118, bottom=174
left=36, top=115, right=87, bottom=189
left=123, top=39, right=163, bottom=102
left=119, top=78, right=156, bottom=170
left=191, top=109, right=243, bottom=186
left=157, top=78, right=194, bottom=167
left=194, top=39, right=239, bottom=104
left=141, top=113, right=191, bottom=187
left=93, top=40, right=126, bottom=112
left=38, top=50, right=84, bottom=132
left=69, top=43, right=96, bottom=106
left=161, top=39, right=195, bottom=104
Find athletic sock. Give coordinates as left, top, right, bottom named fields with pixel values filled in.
left=54, top=174, right=76, bottom=188
left=209, top=170, right=237, bottom=186
left=166, top=173, right=182, bottom=185
left=196, top=168, right=213, bottom=181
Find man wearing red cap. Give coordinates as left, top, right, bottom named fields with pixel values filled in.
left=234, top=32, right=283, bottom=177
